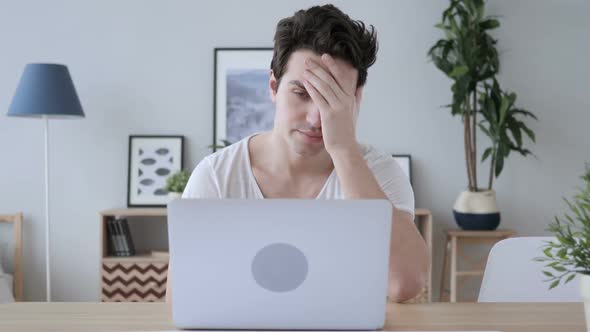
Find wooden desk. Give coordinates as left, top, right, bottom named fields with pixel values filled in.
left=0, top=302, right=584, bottom=332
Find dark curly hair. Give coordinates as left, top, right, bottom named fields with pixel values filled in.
left=271, top=4, right=378, bottom=90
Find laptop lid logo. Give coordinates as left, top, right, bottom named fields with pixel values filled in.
left=251, top=243, right=308, bottom=292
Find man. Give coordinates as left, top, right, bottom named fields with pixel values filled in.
left=168, top=4, right=427, bottom=303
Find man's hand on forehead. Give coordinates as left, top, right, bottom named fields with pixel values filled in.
left=301, top=53, right=361, bottom=156
left=304, top=54, right=357, bottom=97
left=301, top=53, right=360, bottom=111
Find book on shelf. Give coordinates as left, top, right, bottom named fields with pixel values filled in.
left=119, top=217, right=136, bottom=256
left=106, top=217, right=136, bottom=256
left=106, top=218, right=119, bottom=256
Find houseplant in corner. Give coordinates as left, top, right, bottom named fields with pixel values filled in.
left=428, top=0, right=537, bottom=230
left=535, top=165, right=590, bottom=329
left=165, top=169, right=190, bottom=199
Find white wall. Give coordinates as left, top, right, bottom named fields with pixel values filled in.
left=0, top=0, right=588, bottom=301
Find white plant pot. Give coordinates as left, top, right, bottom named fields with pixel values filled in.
left=453, top=189, right=501, bottom=230
left=168, top=192, right=182, bottom=200
left=580, top=273, right=590, bottom=331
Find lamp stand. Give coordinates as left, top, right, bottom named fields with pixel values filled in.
left=44, top=115, right=51, bottom=302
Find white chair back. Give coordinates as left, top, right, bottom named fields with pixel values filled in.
left=478, top=236, right=581, bottom=302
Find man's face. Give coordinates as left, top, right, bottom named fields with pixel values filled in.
left=269, top=49, right=359, bottom=157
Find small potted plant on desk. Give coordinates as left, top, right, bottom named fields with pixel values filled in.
left=536, top=164, right=590, bottom=328
left=165, top=169, right=190, bottom=200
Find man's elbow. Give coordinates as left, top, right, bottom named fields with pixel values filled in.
left=388, top=246, right=429, bottom=303
left=388, top=270, right=428, bottom=303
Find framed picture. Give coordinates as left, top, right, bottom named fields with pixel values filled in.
left=392, top=154, right=412, bottom=185
left=127, top=135, right=184, bottom=207
left=213, top=47, right=275, bottom=151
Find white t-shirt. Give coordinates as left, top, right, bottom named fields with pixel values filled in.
left=183, top=134, right=415, bottom=218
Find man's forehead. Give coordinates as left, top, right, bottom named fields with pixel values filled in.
left=285, top=49, right=356, bottom=75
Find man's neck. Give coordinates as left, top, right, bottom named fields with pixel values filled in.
left=252, top=131, right=334, bottom=178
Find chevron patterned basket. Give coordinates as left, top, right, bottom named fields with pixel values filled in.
left=101, top=262, right=168, bottom=302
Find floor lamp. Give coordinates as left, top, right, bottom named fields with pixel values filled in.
left=6, top=64, right=85, bottom=302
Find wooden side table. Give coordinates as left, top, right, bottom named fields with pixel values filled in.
left=439, top=229, right=516, bottom=302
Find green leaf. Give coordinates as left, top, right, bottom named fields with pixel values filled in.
left=521, top=123, right=536, bottom=142
left=476, top=1, right=484, bottom=19
left=557, top=248, right=568, bottom=259
left=565, top=273, right=576, bottom=284
left=478, top=123, right=492, bottom=138
left=502, top=140, right=511, bottom=157
left=543, top=247, right=553, bottom=258
left=449, top=65, right=469, bottom=78
left=495, top=153, right=504, bottom=177
left=542, top=271, right=554, bottom=278
left=435, top=23, right=446, bottom=30
left=485, top=97, right=497, bottom=124
left=481, top=147, right=493, bottom=162
left=499, top=96, right=510, bottom=124
left=508, top=92, right=517, bottom=106
left=449, top=15, right=460, bottom=35
left=444, top=27, right=454, bottom=39
left=549, top=280, right=560, bottom=289
left=480, top=19, right=500, bottom=30
left=508, top=120, right=522, bottom=147
left=552, top=265, right=567, bottom=272
left=513, top=109, right=538, bottom=120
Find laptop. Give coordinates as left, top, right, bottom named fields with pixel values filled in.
left=167, top=199, right=393, bottom=330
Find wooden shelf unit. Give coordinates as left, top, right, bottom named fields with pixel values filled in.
left=99, top=208, right=169, bottom=302
left=100, top=208, right=166, bottom=260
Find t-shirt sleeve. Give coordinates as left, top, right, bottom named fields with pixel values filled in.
left=182, top=157, right=221, bottom=199
left=370, top=154, right=415, bottom=219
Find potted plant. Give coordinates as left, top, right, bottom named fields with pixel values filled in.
left=165, top=169, right=190, bottom=199
left=209, top=139, right=233, bottom=152
left=428, top=0, right=537, bottom=230
left=535, top=165, right=590, bottom=327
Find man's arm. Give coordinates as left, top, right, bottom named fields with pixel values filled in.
left=303, top=54, right=428, bottom=302
left=331, top=148, right=428, bottom=302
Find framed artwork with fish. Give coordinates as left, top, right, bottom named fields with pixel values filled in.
left=127, top=135, right=184, bottom=207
